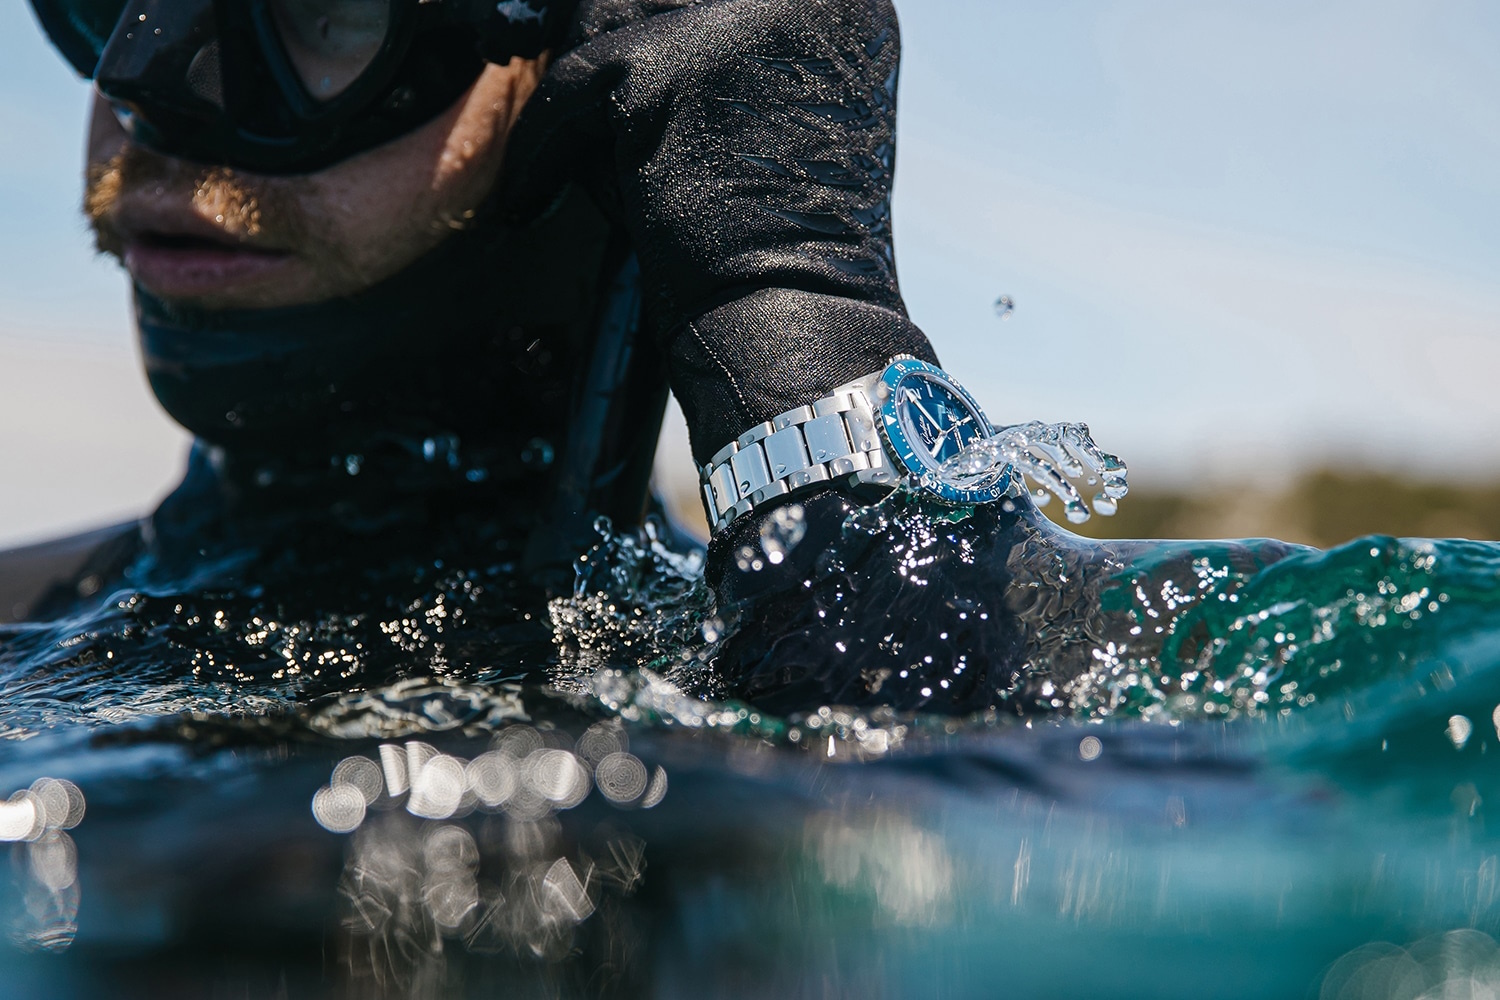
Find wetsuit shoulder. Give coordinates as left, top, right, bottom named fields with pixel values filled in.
left=0, top=522, right=143, bottom=623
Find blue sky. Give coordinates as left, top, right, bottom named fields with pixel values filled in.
left=1, top=0, right=1498, bottom=541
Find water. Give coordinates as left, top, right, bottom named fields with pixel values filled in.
left=942, top=419, right=1129, bottom=524
left=4, top=431, right=1500, bottom=997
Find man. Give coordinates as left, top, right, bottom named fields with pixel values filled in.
left=7, top=0, right=1023, bottom=712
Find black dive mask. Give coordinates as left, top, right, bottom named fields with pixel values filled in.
left=28, top=0, right=576, bottom=174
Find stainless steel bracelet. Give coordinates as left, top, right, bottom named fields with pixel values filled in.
left=699, top=372, right=902, bottom=535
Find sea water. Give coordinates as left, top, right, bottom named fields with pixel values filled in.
left=1, top=429, right=1500, bottom=998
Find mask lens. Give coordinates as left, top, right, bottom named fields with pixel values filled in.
left=268, top=0, right=390, bottom=100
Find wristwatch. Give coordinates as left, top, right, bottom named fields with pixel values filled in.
left=699, top=356, right=1018, bottom=534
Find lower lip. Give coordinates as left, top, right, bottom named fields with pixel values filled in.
left=124, top=240, right=294, bottom=300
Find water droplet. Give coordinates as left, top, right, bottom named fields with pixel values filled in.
left=994, top=295, right=1015, bottom=320
left=760, top=504, right=807, bottom=565
left=1093, top=494, right=1119, bottom=517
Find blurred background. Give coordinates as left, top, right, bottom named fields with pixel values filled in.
left=1, top=0, right=1497, bottom=550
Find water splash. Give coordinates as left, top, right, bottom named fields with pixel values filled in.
left=940, top=421, right=1128, bottom=524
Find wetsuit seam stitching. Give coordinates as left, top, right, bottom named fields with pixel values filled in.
left=685, top=321, right=755, bottom=425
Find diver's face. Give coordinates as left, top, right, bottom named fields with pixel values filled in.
left=84, top=60, right=544, bottom=310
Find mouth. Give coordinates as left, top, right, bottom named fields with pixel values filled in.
left=123, top=228, right=295, bottom=301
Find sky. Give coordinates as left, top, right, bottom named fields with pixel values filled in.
left=1, top=0, right=1498, bottom=545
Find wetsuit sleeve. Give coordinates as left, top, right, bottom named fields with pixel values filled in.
left=501, top=0, right=937, bottom=467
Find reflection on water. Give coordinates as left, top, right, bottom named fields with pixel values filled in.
left=5, top=457, right=1500, bottom=993
left=305, top=726, right=668, bottom=993
left=312, top=724, right=666, bottom=833
left=1322, top=931, right=1500, bottom=1000
left=1, top=778, right=84, bottom=953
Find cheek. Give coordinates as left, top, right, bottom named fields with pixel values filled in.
left=301, top=89, right=510, bottom=277
left=86, top=97, right=128, bottom=169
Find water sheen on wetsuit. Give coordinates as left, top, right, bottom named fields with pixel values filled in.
left=502, top=0, right=939, bottom=465
left=492, top=1, right=1072, bottom=716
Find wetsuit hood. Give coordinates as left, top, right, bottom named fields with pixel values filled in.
left=136, top=185, right=618, bottom=488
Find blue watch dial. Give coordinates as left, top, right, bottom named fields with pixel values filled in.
left=895, top=377, right=988, bottom=468
left=876, top=358, right=1011, bottom=505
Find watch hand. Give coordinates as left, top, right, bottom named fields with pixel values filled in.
left=929, top=416, right=975, bottom=459
left=910, top=398, right=944, bottom=434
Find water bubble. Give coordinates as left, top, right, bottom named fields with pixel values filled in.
left=378, top=743, right=410, bottom=796
left=465, top=752, right=518, bottom=808
left=332, top=756, right=383, bottom=805
left=520, top=437, right=555, bottom=469
left=760, top=503, right=808, bottom=566
left=28, top=831, right=78, bottom=891
left=594, top=752, right=649, bottom=804
left=641, top=766, right=669, bottom=809
left=408, top=755, right=467, bottom=820
left=1448, top=714, right=1474, bottom=750
left=0, top=792, right=42, bottom=842
left=525, top=749, right=590, bottom=809
left=406, top=741, right=439, bottom=786
left=29, top=778, right=85, bottom=829
left=1079, top=736, right=1103, bottom=761
left=494, top=724, right=545, bottom=759
left=312, top=784, right=367, bottom=833
left=994, top=295, right=1015, bottom=320
left=575, top=722, right=627, bottom=767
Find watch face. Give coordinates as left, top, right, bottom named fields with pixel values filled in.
left=876, top=358, right=1011, bottom=504
left=894, top=376, right=988, bottom=468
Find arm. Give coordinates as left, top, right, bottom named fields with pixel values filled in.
left=502, top=0, right=936, bottom=464
left=506, top=0, right=1020, bottom=710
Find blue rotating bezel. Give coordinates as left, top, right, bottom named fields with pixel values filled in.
left=876, top=358, right=1013, bottom=505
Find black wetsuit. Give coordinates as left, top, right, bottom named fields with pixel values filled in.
left=4, top=0, right=1118, bottom=715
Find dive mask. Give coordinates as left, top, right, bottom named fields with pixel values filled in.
left=28, top=0, right=575, bottom=173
